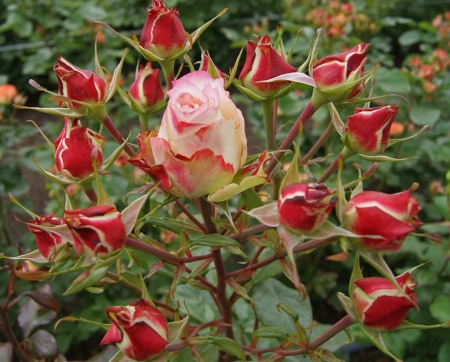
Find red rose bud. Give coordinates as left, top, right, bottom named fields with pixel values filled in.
left=311, top=43, right=369, bottom=102
left=64, top=205, right=126, bottom=259
left=139, top=0, right=186, bottom=60
left=344, top=189, right=423, bottom=252
left=54, top=57, right=107, bottom=114
left=54, top=118, right=106, bottom=180
left=27, top=214, right=72, bottom=262
left=239, top=35, right=297, bottom=98
left=129, top=62, right=165, bottom=114
left=278, top=183, right=336, bottom=234
left=352, top=272, right=417, bottom=331
left=101, top=299, right=168, bottom=361
left=343, top=105, right=399, bottom=154
left=199, top=52, right=224, bottom=80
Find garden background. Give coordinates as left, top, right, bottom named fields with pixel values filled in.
left=1, top=0, right=450, bottom=361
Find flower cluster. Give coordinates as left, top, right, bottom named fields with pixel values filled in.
left=7, top=0, right=444, bottom=361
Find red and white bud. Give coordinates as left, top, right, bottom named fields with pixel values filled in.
left=343, top=105, right=399, bottom=154
left=311, top=43, right=370, bottom=102
left=278, top=183, right=336, bottom=234
left=129, top=62, right=165, bottom=114
left=101, top=299, right=168, bottom=361
left=352, top=272, right=417, bottom=331
left=64, top=205, right=126, bottom=259
left=239, top=34, right=297, bottom=98
left=54, top=57, right=107, bottom=114
left=344, top=189, right=423, bottom=252
left=54, top=118, right=105, bottom=180
left=27, top=214, right=72, bottom=263
left=139, top=0, right=186, bottom=60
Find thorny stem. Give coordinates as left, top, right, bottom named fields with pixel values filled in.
left=175, top=200, right=207, bottom=233
left=0, top=269, right=29, bottom=362
left=198, top=197, right=235, bottom=351
left=243, top=315, right=354, bottom=358
left=125, top=237, right=214, bottom=264
left=225, top=237, right=336, bottom=278
left=93, top=107, right=135, bottom=157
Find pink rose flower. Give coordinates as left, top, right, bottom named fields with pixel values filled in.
left=130, top=71, right=247, bottom=198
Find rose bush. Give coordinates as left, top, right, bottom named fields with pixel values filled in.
left=352, top=272, right=417, bottom=331
left=344, top=189, right=423, bottom=252
left=129, top=70, right=247, bottom=198
left=101, top=299, right=169, bottom=361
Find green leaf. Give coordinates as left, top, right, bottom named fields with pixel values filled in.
left=168, top=316, right=190, bottom=344
left=439, top=341, right=450, bottom=362
left=251, top=278, right=312, bottom=333
left=410, top=103, right=441, bottom=126
left=206, top=336, right=246, bottom=361
left=25, top=330, right=58, bottom=362
left=398, top=29, right=422, bottom=46
left=252, top=326, right=290, bottom=340
left=241, top=188, right=263, bottom=210
left=63, top=266, right=109, bottom=296
left=430, top=295, right=450, bottom=323
left=178, top=234, right=244, bottom=255
left=18, top=299, right=57, bottom=338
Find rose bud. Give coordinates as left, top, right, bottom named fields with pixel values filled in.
left=129, top=62, right=165, bottom=114
left=54, top=118, right=106, bottom=180
left=199, top=51, right=224, bottom=80
left=239, top=35, right=297, bottom=98
left=342, top=105, right=399, bottom=155
left=64, top=205, right=126, bottom=259
left=311, top=43, right=370, bottom=103
left=344, top=189, right=423, bottom=252
left=100, top=299, right=168, bottom=361
left=129, top=71, right=247, bottom=198
left=278, top=183, right=337, bottom=234
left=139, top=0, right=186, bottom=60
left=352, top=272, right=417, bottom=331
left=27, top=214, right=72, bottom=263
left=54, top=57, right=107, bottom=114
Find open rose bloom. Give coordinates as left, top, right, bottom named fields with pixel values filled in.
left=130, top=71, right=247, bottom=198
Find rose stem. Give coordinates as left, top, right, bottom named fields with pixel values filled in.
left=299, top=120, right=334, bottom=167
left=265, top=98, right=327, bottom=177
left=283, top=315, right=355, bottom=356
left=198, top=197, right=235, bottom=346
left=316, top=146, right=354, bottom=183
left=262, top=99, right=276, bottom=151
left=175, top=200, right=207, bottom=233
left=225, top=237, right=335, bottom=278
left=138, top=113, right=150, bottom=132
left=80, top=180, right=98, bottom=205
left=93, top=107, right=135, bottom=157
left=159, top=60, right=175, bottom=91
